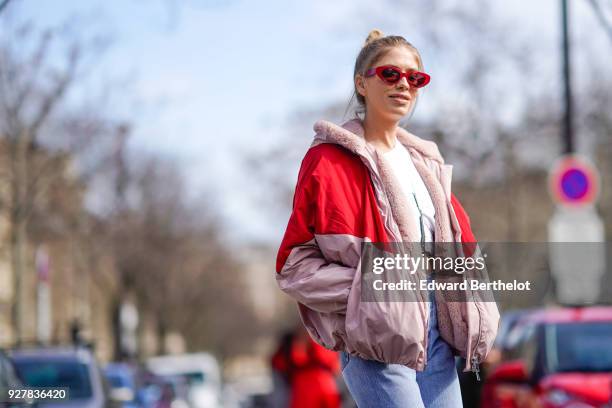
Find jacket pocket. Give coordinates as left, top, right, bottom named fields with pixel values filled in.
left=343, top=257, right=428, bottom=367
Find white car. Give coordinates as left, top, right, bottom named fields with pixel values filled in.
left=147, top=353, right=222, bottom=408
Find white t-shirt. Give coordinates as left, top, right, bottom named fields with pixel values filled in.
left=383, top=141, right=436, bottom=244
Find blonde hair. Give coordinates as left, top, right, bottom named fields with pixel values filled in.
left=346, top=29, right=425, bottom=120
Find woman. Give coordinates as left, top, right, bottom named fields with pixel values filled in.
left=269, top=327, right=341, bottom=408
left=276, top=29, right=499, bottom=407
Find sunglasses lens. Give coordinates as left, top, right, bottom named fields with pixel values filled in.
left=380, top=67, right=400, bottom=83
left=410, top=72, right=428, bottom=88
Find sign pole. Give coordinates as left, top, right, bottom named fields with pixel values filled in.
left=548, top=155, right=604, bottom=305
left=36, top=247, right=51, bottom=344
left=561, top=0, right=574, bottom=154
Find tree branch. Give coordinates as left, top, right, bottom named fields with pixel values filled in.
left=28, top=45, right=80, bottom=142
left=0, top=0, right=14, bottom=15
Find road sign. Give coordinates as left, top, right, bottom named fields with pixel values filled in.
left=548, top=154, right=604, bottom=304
left=36, top=246, right=50, bottom=283
left=548, top=206, right=605, bottom=305
left=549, top=154, right=599, bottom=206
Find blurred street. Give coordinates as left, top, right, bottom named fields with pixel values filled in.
left=1, top=0, right=612, bottom=407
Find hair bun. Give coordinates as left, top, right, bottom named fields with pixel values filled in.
left=364, top=29, right=384, bottom=46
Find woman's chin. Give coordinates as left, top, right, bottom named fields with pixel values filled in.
left=382, top=109, right=408, bottom=122
left=386, top=103, right=411, bottom=116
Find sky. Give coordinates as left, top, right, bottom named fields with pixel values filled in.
left=9, top=0, right=612, bottom=244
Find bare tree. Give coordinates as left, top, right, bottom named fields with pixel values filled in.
left=0, top=20, right=117, bottom=343
left=102, top=149, right=263, bottom=358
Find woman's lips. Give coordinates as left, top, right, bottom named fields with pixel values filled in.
left=389, top=94, right=410, bottom=104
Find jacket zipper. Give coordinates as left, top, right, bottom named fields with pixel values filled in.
left=361, top=153, right=431, bottom=372
left=393, top=190, right=430, bottom=371
left=411, top=191, right=432, bottom=372
left=469, top=295, right=484, bottom=381
left=471, top=355, right=481, bottom=381
left=421, top=320, right=429, bottom=370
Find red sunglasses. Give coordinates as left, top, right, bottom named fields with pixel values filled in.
left=364, top=65, right=431, bottom=88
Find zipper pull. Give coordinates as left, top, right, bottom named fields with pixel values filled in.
left=472, top=356, right=480, bottom=381
left=471, top=356, right=481, bottom=381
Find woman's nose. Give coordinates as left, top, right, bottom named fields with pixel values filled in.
left=396, top=78, right=409, bottom=90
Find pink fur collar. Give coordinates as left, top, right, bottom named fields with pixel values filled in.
left=313, top=118, right=444, bottom=164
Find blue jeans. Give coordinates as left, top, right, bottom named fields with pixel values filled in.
left=340, top=291, right=462, bottom=407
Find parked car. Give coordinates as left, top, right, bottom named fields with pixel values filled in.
left=481, top=306, right=612, bottom=408
left=104, top=363, right=141, bottom=408
left=0, top=349, right=33, bottom=407
left=9, top=346, right=114, bottom=408
left=491, top=309, right=537, bottom=359
left=457, top=309, right=536, bottom=408
left=147, top=353, right=222, bottom=408
left=154, top=374, right=191, bottom=408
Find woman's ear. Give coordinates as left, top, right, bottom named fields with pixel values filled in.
left=355, top=74, right=366, bottom=97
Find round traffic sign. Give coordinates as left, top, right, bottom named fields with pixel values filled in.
left=549, top=155, right=599, bottom=206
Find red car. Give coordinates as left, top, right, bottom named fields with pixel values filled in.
left=481, top=306, right=612, bottom=408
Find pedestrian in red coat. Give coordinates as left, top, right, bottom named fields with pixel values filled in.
left=270, top=326, right=341, bottom=408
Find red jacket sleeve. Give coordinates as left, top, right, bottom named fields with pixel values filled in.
left=275, top=145, right=364, bottom=314
left=450, top=192, right=477, bottom=257
left=275, top=147, right=322, bottom=274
